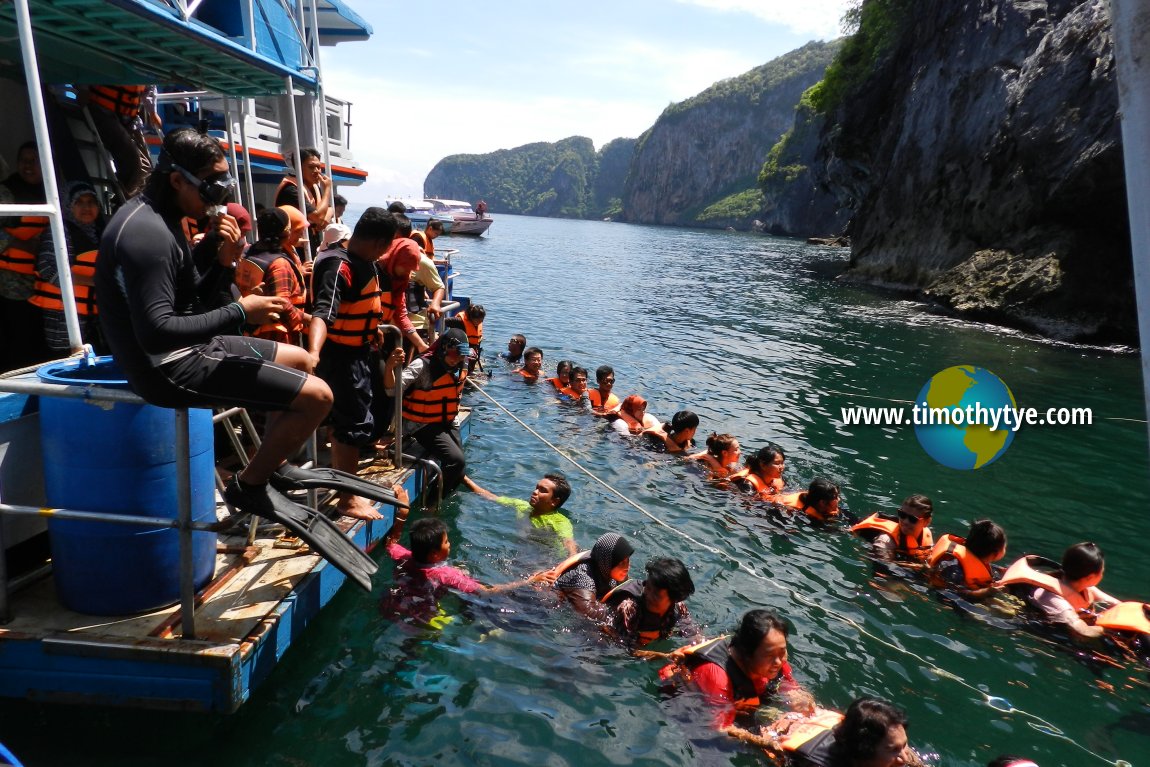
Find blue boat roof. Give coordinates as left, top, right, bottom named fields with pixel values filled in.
left=0, top=0, right=360, bottom=95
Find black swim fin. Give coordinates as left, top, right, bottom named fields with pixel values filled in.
left=225, top=480, right=378, bottom=592
left=270, top=464, right=408, bottom=508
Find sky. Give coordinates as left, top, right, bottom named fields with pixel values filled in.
left=322, top=0, right=853, bottom=203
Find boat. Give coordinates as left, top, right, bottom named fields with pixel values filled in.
left=385, top=198, right=455, bottom=233
left=0, top=0, right=474, bottom=713
left=425, top=198, right=493, bottom=236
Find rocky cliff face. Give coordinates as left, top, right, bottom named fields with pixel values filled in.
left=820, top=0, right=1132, bottom=342
left=623, top=40, right=841, bottom=227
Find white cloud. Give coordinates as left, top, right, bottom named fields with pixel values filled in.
left=674, top=0, right=852, bottom=38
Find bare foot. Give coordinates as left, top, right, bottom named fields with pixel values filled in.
left=337, top=498, right=383, bottom=520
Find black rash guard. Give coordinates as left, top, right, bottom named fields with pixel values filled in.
left=96, top=195, right=244, bottom=401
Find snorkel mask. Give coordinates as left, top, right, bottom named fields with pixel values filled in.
left=172, top=162, right=236, bottom=214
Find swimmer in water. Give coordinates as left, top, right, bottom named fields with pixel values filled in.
left=687, top=433, right=741, bottom=477
left=731, top=443, right=786, bottom=500
left=642, top=410, right=699, bottom=453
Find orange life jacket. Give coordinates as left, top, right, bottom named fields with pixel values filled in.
left=88, top=85, right=146, bottom=117
left=29, top=248, right=99, bottom=315
left=276, top=176, right=325, bottom=235
left=778, top=710, right=846, bottom=753
left=729, top=468, right=783, bottom=499
left=460, top=310, right=483, bottom=349
left=588, top=389, right=620, bottom=411
left=235, top=249, right=308, bottom=339
left=775, top=491, right=834, bottom=521
left=402, top=366, right=462, bottom=424
left=926, top=534, right=995, bottom=590
left=851, top=513, right=934, bottom=561
left=0, top=215, right=48, bottom=275
left=997, top=555, right=1105, bottom=616
left=410, top=229, right=436, bottom=257
left=1094, top=602, right=1150, bottom=635
left=317, top=251, right=384, bottom=347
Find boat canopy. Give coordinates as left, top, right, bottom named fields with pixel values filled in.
left=0, top=0, right=323, bottom=96
left=310, top=0, right=372, bottom=45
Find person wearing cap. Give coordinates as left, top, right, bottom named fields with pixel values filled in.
left=96, top=128, right=332, bottom=520
left=308, top=207, right=403, bottom=520
left=31, top=181, right=106, bottom=353
left=663, top=609, right=812, bottom=736
left=548, top=532, right=634, bottom=619
left=319, top=221, right=351, bottom=253
left=382, top=327, right=470, bottom=494
left=234, top=207, right=310, bottom=345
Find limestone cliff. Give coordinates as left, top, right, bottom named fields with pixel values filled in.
left=622, top=40, right=842, bottom=228
left=817, top=0, right=1132, bottom=343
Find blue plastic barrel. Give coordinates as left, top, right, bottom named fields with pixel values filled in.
left=37, top=357, right=217, bottom=615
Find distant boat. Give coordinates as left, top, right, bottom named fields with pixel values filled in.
left=386, top=199, right=454, bottom=233
left=425, top=198, right=493, bottom=236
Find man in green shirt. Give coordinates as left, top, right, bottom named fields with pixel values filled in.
left=463, top=472, right=578, bottom=555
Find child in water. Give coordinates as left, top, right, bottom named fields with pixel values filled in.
left=778, top=478, right=841, bottom=522
left=548, top=360, right=573, bottom=390
left=926, top=518, right=1007, bottom=600
left=642, top=410, right=699, bottom=453
left=688, top=433, right=741, bottom=477
left=1001, top=541, right=1120, bottom=640
left=731, top=444, right=786, bottom=499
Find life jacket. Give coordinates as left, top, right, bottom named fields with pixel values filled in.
left=601, top=579, right=668, bottom=646
left=460, top=310, right=483, bottom=349
left=997, top=555, right=1106, bottom=616
left=402, top=362, right=462, bottom=424
left=29, top=248, right=100, bottom=315
left=588, top=389, right=619, bottom=411
left=88, top=85, right=146, bottom=117
left=317, top=249, right=384, bottom=347
left=778, top=710, right=846, bottom=759
left=516, top=368, right=539, bottom=380
left=1094, top=602, right=1150, bottom=635
left=673, top=636, right=779, bottom=708
left=410, top=229, right=435, bottom=257
left=775, top=491, right=833, bottom=521
left=729, top=468, right=782, bottom=498
left=235, top=249, right=308, bottom=338
left=551, top=549, right=615, bottom=601
left=851, top=513, right=934, bottom=561
left=926, top=534, right=994, bottom=590
left=0, top=215, right=48, bottom=275
left=275, top=176, right=323, bottom=235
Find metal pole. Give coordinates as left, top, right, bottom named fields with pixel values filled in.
left=1111, top=0, right=1150, bottom=434
left=221, top=97, right=243, bottom=210
left=283, top=75, right=310, bottom=261
left=379, top=324, right=405, bottom=468
left=307, top=0, right=335, bottom=210
left=237, top=98, right=257, bottom=243
left=12, top=0, right=83, bottom=353
left=175, top=409, right=197, bottom=639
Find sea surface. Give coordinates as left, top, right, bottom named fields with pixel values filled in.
left=4, top=212, right=1149, bottom=766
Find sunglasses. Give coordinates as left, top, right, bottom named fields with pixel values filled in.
left=173, top=163, right=236, bottom=207
left=898, top=511, right=930, bottom=523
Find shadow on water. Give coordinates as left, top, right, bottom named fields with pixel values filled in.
left=3, top=215, right=1147, bottom=767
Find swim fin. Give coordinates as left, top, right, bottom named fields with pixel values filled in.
left=270, top=464, right=408, bottom=508
left=225, top=480, right=378, bottom=592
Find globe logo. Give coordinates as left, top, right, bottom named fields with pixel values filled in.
left=914, top=366, right=1017, bottom=470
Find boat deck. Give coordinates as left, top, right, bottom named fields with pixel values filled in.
left=0, top=416, right=469, bottom=713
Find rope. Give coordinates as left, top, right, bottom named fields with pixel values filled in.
left=465, top=379, right=1133, bottom=767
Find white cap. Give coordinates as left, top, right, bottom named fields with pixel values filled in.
left=320, top=222, right=352, bottom=250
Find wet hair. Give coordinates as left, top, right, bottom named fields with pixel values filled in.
left=705, top=433, right=738, bottom=458
left=146, top=127, right=226, bottom=209
left=543, top=471, right=571, bottom=507
left=987, top=757, right=1039, bottom=767
left=831, top=697, right=908, bottom=762
left=730, top=609, right=788, bottom=656
left=334, top=193, right=347, bottom=207
left=1062, top=542, right=1104, bottom=581
left=510, top=333, right=526, bottom=347
left=254, top=207, right=289, bottom=249
left=555, top=360, right=573, bottom=378
left=646, top=557, right=695, bottom=603
left=523, top=346, right=543, bottom=361
left=595, top=365, right=614, bottom=383
left=798, top=478, right=840, bottom=508
left=666, top=410, right=699, bottom=437
left=351, top=206, right=398, bottom=244
left=570, top=366, right=588, bottom=382
left=393, top=213, right=413, bottom=238
left=387, top=201, right=407, bottom=214
left=900, top=494, right=933, bottom=517
left=966, top=519, right=1007, bottom=559
left=409, top=517, right=448, bottom=563
left=466, top=304, right=486, bottom=322
left=747, top=443, right=785, bottom=474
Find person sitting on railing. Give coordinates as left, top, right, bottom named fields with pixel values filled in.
left=95, top=127, right=333, bottom=520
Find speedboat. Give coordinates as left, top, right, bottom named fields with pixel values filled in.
left=386, top=199, right=454, bottom=232
left=425, top=198, right=493, bottom=236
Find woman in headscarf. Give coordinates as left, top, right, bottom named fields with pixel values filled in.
left=551, top=532, right=634, bottom=619
left=30, top=181, right=105, bottom=353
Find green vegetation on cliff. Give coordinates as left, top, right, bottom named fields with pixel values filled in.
left=424, top=136, right=637, bottom=219
left=807, top=0, right=913, bottom=113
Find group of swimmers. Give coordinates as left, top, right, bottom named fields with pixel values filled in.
left=369, top=329, right=1136, bottom=766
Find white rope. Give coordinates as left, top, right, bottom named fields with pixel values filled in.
left=466, top=379, right=1133, bottom=767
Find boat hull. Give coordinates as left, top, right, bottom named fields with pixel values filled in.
left=449, top=217, right=492, bottom=236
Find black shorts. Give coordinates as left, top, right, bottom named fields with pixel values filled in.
left=156, top=335, right=307, bottom=411
left=316, top=343, right=374, bottom=447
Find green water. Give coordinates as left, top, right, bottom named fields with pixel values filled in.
left=4, top=214, right=1148, bottom=766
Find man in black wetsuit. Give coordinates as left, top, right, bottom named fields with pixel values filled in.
left=96, top=128, right=334, bottom=516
